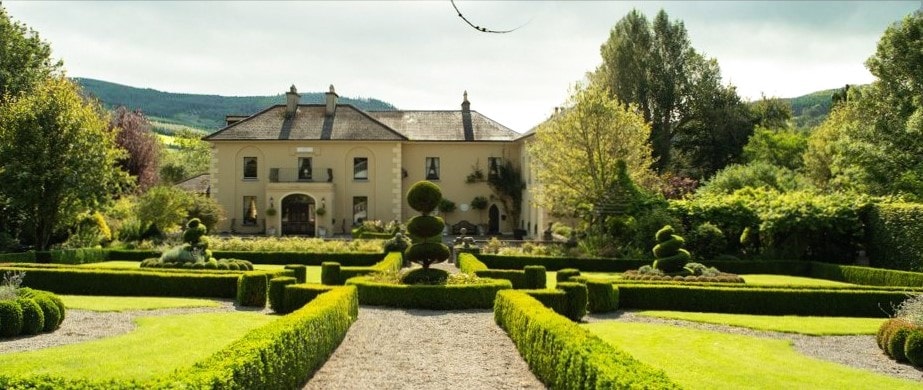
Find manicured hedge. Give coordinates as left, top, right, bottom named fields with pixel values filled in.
left=285, top=264, right=308, bottom=283
left=524, top=266, right=547, bottom=289
left=522, top=289, right=566, bottom=315
left=616, top=284, right=909, bottom=317
left=282, top=284, right=336, bottom=314
left=702, top=260, right=810, bottom=276
left=587, top=281, right=619, bottom=313
left=0, top=252, right=36, bottom=262
left=475, top=270, right=527, bottom=289
left=323, top=252, right=403, bottom=285
left=457, top=253, right=488, bottom=273
left=33, top=248, right=108, bottom=265
left=477, top=254, right=648, bottom=272
left=269, top=277, right=297, bottom=313
left=494, top=291, right=679, bottom=389
left=557, top=282, right=588, bottom=321
left=865, top=202, right=923, bottom=271
left=0, top=288, right=64, bottom=338
left=211, top=251, right=384, bottom=266
left=810, top=262, right=923, bottom=287
left=105, top=250, right=162, bottom=261
left=236, top=273, right=271, bottom=307
left=7, top=266, right=240, bottom=298
left=346, top=277, right=512, bottom=309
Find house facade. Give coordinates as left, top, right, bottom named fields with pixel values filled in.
left=205, top=85, right=549, bottom=237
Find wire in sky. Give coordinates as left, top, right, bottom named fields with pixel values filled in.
left=450, top=0, right=530, bottom=34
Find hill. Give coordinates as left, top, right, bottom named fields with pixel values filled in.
left=784, top=87, right=840, bottom=129
left=74, top=77, right=397, bottom=132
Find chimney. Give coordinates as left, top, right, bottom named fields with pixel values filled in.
left=461, top=90, right=470, bottom=113
left=461, top=91, right=473, bottom=141
left=325, top=85, right=338, bottom=116
left=285, top=85, right=300, bottom=118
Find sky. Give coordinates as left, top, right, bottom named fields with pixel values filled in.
left=4, top=1, right=922, bottom=132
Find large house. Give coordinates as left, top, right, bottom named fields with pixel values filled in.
left=205, top=85, right=547, bottom=237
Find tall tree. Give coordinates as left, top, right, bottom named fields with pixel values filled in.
left=529, top=84, right=657, bottom=221
left=0, top=77, right=128, bottom=249
left=160, top=129, right=211, bottom=184
left=110, top=107, right=161, bottom=192
left=0, top=5, right=61, bottom=100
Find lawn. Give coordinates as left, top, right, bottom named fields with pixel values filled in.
left=637, top=311, right=885, bottom=335
left=0, top=312, right=274, bottom=381
left=76, top=262, right=322, bottom=283
left=583, top=321, right=919, bottom=389
left=61, top=295, right=222, bottom=312
left=741, top=274, right=856, bottom=287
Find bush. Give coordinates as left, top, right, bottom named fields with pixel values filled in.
left=557, top=282, right=588, bottom=322
left=9, top=266, right=241, bottom=298
left=493, top=291, right=679, bottom=389
left=404, top=243, right=450, bottom=268
left=32, top=296, right=61, bottom=332
left=321, top=262, right=341, bottom=285
left=406, top=181, right=442, bottom=214
left=905, top=329, right=923, bottom=367
left=382, top=233, right=410, bottom=254
left=284, top=264, right=308, bottom=283
left=652, top=225, right=691, bottom=273
left=282, top=284, right=335, bottom=313
left=0, top=300, right=23, bottom=337
left=587, top=281, right=618, bottom=313
left=889, top=327, right=912, bottom=362
left=346, top=277, right=512, bottom=309
left=407, top=216, right=444, bottom=238
left=236, top=273, right=270, bottom=307
left=15, top=298, right=44, bottom=335
left=269, top=277, right=297, bottom=313
left=688, top=222, right=726, bottom=261
left=557, top=268, right=580, bottom=283
left=474, top=270, right=526, bottom=289
left=523, top=265, right=547, bottom=289
left=810, top=262, right=923, bottom=287
left=522, top=289, right=566, bottom=315
left=458, top=253, right=488, bottom=273
left=401, top=268, right=450, bottom=285
left=866, top=202, right=923, bottom=271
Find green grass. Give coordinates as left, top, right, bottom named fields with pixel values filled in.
left=584, top=321, right=920, bottom=389
left=638, top=311, right=885, bottom=335
left=77, top=261, right=140, bottom=269
left=76, top=262, right=319, bottom=283
left=742, top=274, right=856, bottom=287
left=62, top=295, right=222, bottom=312
left=0, top=312, right=273, bottom=381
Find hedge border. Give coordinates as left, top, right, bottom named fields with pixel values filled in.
left=322, top=252, right=403, bottom=285
left=346, top=276, right=512, bottom=309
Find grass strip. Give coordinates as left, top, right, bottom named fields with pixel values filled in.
left=61, top=295, right=222, bottom=312
left=742, top=274, right=856, bottom=287
left=638, top=310, right=885, bottom=335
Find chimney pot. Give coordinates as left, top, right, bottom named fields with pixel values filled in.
left=325, top=84, right=339, bottom=116
left=285, top=85, right=300, bottom=118
left=461, top=90, right=470, bottom=113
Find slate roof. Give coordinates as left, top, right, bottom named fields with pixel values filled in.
left=205, top=105, right=406, bottom=141
left=205, top=105, right=520, bottom=142
left=175, top=173, right=210, bottom=194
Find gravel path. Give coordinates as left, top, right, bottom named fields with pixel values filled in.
left=587, top=311, right=923, bottom=383
left=302, top=307, right=545, bottom=390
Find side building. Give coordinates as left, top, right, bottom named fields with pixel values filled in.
left=205, top=85, right=548, bottom=237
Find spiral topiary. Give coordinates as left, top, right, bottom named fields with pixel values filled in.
left=403, top=181, right=449, bottom=271
left=153, top=218, right=215, bottom=267
left=652, top=225, right=692, bottom=273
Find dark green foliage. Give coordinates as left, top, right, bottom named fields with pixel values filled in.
left=904, top=330, right=923, bottom=367
left=809, top=262, right=923, bottom=287
left=865, top=203, right=923, bottom=271
left=478, top=254, right=649, bottom=271
left=556, top=268, right=581, bottom=283
left=688, top=222, right=726, bottom=261
left=406, top=181, right=442, bottom=214
left=382, top=234, right=410, bottom=253
left=404, top=243, right=450, bottom=268
left=401, top=268, right=450, bottom=285
left=557, top=282, right=588, bottom=322
left=524, top=266, right=547, bottom=289
left=15, top=298, right=44, bottom=335
left=493, top=291, right=680, bottom=389
left=284, top=264, right=308, bottom=283
left=587, top=281, right=619, bottom=313
left=236, top=273, right=269, bottom=307
left=182, top=218, right=207, bottom=245
left=321, top=262, right=341, bottom=285
left=159, top=245, right=196, bottom=263
left=10, top=266, right=240, bottom=298
left=32, top=296, right=60, bottom=332
left=346, top=277, right=512, bottom=309
left=474, top=270, right=527, bottom=289
left=522, top=289, right=567, bottom=315
left=652, top=225, right=691, bottom=273
left=0, top=252, right=37, bottom=262
left=282, top=284, right=335, bottom=314
left=889, top=328, right=912, bottom=362
left=617, top=284, right=910, bottom=317
left=669, top=197, right=759, bottom=256
left=0, top=300, right=23, bottom=337
left=268, top=277, right=297, bottom=313
left=209, top=251, right=384, bottom=266
left=44, top=248, right=108, bottom=265
left=406, top=216, right=445, bottom=238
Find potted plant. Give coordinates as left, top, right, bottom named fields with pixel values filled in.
left=265, top=207, right=277, bottom=217
left=438, top=198, right=456, bottom=214
left=316, top=207, right=327, bottom=217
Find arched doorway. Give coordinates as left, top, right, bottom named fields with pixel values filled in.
left=488, top=204, right=500, bottom=235
left=281, top=194, right=316, bottom=236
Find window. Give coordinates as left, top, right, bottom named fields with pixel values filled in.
left=353, top=196, right=368, bottom=224
left=488, top=157, right=502, bottom=180
left=242, top=196, right=258, bottom=225
left=425, top=157, right=440, bottom=180
left=298, top=157, right=313, bottom=181
left=353, top=157, right=368, bottom=180
left=243, top=157, right=258, bottom=179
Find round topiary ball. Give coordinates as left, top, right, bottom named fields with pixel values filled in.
left=0, top=300, right=24, bottom=337
left=406, top=181, right=442, bottom=214
left=905, top=329, right=923, bottom=367
left=889, top=327, right=912, bottom=362
left=16, top=298, right=44, bottom=335
left=404, top=243, right=451, bottom=265
left=401, top=268, right=450, bottom=285
left=406, top=215, right=446, bottom=238
left=33, top=296, right=61, bottom=332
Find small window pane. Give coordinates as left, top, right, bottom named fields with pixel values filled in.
left=298, top=157, right=313, bottom=181
left=354, top=157, right=368, bottom=180
left=425, top=157, right=440, bottom=180
left=243, top=157, right=258, bottom=179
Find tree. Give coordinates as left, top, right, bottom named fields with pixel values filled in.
left=110, top=107, right=161, bottom=192
left=750, top=94, right=793, bottom=130
left=136, top=186, right=194, bottom=233
left=743, top=127, right=808, bottom=170
left=0, top=5, right=61, bottom=100
left=160, top=129, right=211, bottom=184
left=0, top=77, right=128, bottom=249
left=529, top=84, right=657, bottom=222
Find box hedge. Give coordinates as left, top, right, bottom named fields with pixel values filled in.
left=474, top=270, right=527, bottom=289
left=865, top=202, right=923, bottom=271
left=522, top=289, right=566, bottom=316
left=556, top=282, right=587, bottom=322
left=282, top=284, right=336, bottom=314
left=809, top=262, right=923, bottom=287
left=477, top=254, right=648, bottom=272
left=5, top=266, right=245, bottom=298
left=493, top=290, right=679, bottom=389
left=346, top=277, right=512, bottom=309
left=323, top=252, right=403, bottom=285
left=284, top=264, right=308, bottom=283
left=587, top=281, right=619, bottom=313
left=457, top=253, right=488, bottom=273
left=236, top=273, right=271, bottom=307
left=269, top=277, right=297, bottom=313
left=0, top=251, right=36, bottom=262
left=210, top=251, right=384, bottom=266
left=523, top=266, right=547, bottom=289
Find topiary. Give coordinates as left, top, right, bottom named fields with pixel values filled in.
left=285, top=264, right=308, bottom=283
left=182, top=218, right=207, bottom=245
left=406, top=181, right=442, bottom=215
left=404, top=180, right=451, bottom=271
left=401, top=268, right=450, bottom=285
left=586, top=281, right=618, bottom=313
left=524, top=265, right=547, bottom=289
left=557, top=268, right=581, bottom=283
left=0, top=300, right=24, bottom=337
left=652, top=225, right=691, bottom=273
left=269, top=277, right=297, bottom=313
left=321, top=262, right=341, bottom=285
left=905, top=329, right=923, bottom=367
left=236, top=273, right=269, bottom=307
left=406, top=216, right=445, bottom=239
left=16, top=298, right=44, bottom=335
left=32, top=296, right=61, bottom=332
left=557, top=282, right=588, bottom=322
left=889, top=327, right=912, bottom=362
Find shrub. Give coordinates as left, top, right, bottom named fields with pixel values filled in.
left=905, top=329, right=923, bottom=367
left=523, top=265, right=547, bottom=289
left=557, top=282, right=588, bottom=322
left=652, top=225, right=691, bottom=273
left=269, top=277, right=297, bottom=313
left=382, top=233, right=410, bottom=254
left=406, top=181, right=442, bottom=214
left=866, top=202, right=923, bottom=271
left=32, top=296, right=61, bottom=332
left=587, top=281, right=618, bottom=313
left=457, top=253, right=488, bottom=274
left=236, top=273, right=269, bottom=307
left=346, top=277, right=512, bottom=309
left=0, top=300, right=24, bottom=337
left=474, top=270, right=526, bottom=289
left=284, top=264, right=308, bottom=283
left=16, top=298, right=44, bottom=335
left=688, top=222, right=726, bottom=261
left=811, top=263, right=923, bottom=288
left=889, top=327, right=912, bottom=362
left=282, top=284, right=335, bottom=313
left=406, top=216, right=444, bottom=238
left=321, top=262, right=341, bottom=285
left=401, top=268, right=450, bottom=285
left=11, top=266, right=241, bottom=298
left=557, top=268, right=580, bottom=283
left=522, top=289, right=567, bottom=315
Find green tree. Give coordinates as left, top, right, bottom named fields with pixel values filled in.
left=743, top=127, right=808, bottom=170
left=136, top=186, right=194, bottom=233
left=529, top=84, right=657, bottom=221
left=160, top=129, right=211, bottom=184
left=696, top=162, right=812, bottom=197
left=750, top=94, right=793, bottom=130
left=0, top=5, right=61, bottom=100
left=0, top=77, right=128, bottom=249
